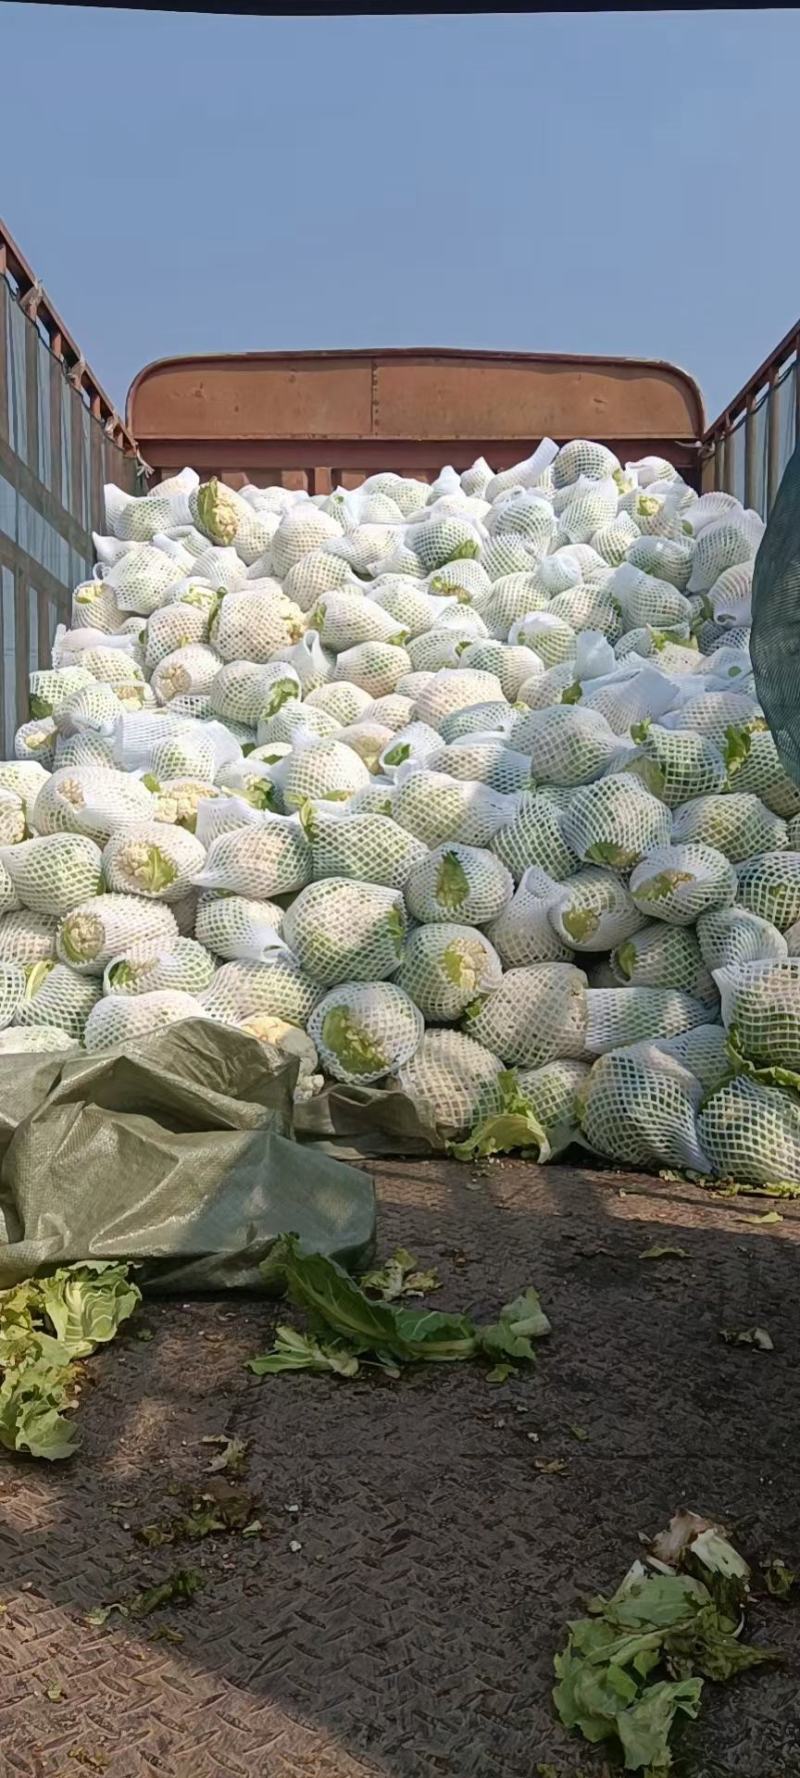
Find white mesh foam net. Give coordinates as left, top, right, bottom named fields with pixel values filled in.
left=3, top=451, right=797, bottom=1185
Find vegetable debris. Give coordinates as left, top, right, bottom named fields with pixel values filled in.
left=554, top=1509, right=781, bottom=1772
left=248, top=1235, right=549, bottom=1381
left=0, top=1263, right=140, bottom=1460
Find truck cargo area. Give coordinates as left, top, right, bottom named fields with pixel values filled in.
left=2, top=1157, right=800, bottom=1778
left=2, top=208, right=800, bottom=1778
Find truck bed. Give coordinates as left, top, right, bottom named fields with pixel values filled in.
left=2, top=1159, right=799, bottom=1778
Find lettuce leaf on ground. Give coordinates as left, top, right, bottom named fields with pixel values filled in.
left=0, top=1262, right=140, bottom=1460
left=250, top=1235, right=550, bottom=1379
left=554, top=1518, right=780, bottom=1771
left=451, top=1070, right=549, bottom=1163
left=479, top=1288, right=551, bottom=1364
left=360, top=1248, right=440, bottom=1301
left=248, top=1325, right=360, bottom=1377
left=0, top=1350, right=77, bottom=1461
left=38, top=1262, right=140, bottom=1358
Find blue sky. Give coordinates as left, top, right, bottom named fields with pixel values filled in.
left=2, top=5, right=799, bottom=426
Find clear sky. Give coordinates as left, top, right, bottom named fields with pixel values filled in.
left=2, top=5, right=799, bottom=427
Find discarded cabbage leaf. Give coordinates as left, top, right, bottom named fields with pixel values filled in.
left=360, top=1248, right=440, bottom=1300
left=0, top=1263, right=139, bottom=1460
left=248, top=1324, right=360, bottom=1377
left=262, top=1236, right=477, bottom=1363
left=136, top=1481, right=258, bottom=1543
left=90, top=1569, right=203, bottom=1626
left=486, top=1363, right=514, bottom=1384
left=0, top=1354, right=77, bottom=1460
left=37, top=1262, right=141, bottom=1358
left=203, top=1434, right=249, bottom=1475
left=127, top=1569, right=204, bottom=1618
left=479, top=1287, right=551, bottom=1363
left=253, top=1235, right=548, bottom=1378
left=616, top=1678, right=702, bottom=1770
left=554, top=1520, right=780, bottom=1771
left=650, top=1509, right=721, bottom=1569
left=721, top=1326, right=774, bottom=1350
left=764, top=1558, right=796, bottom=1599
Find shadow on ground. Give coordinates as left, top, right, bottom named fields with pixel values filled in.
left=1, top=1159, right=800, bottom=1778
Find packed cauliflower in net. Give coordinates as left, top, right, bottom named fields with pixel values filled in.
left=5, top=449, right=796, bottom=1184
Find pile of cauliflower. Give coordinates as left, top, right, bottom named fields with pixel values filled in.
left=1, top=440, right=799, bottom=1185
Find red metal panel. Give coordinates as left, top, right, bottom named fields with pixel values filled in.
left=129, top=347, right=705, bottom=489
left=144, top=433, right=701, bottom=482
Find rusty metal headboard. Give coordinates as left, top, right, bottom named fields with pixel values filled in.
left=127, top=346, right=706, bottom=494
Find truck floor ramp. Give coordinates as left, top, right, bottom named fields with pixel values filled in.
left=1, top=1160, right=799, bottom=1778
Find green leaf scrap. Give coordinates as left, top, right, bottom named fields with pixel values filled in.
left=450, top=1070, right=549, bottom=1163
left=269, top=1237, right=477, bottom=1364
left=0, top=1264, right=140, bottom=1461
left=764, top=1558, right=796, bottom=1600
left=479, top=1288, right=551, bottom=1365
left=38, top=1262, right=140, bottom=1358
left=360, top=1248, right=440, bottom=1301
left=89, top=1569, right=203, bottom=1627
left=136, top=1480, right=258, bottom=1545
left=486, top=1363, right=515, bottom=1385
left=251, top=1237, right=549, bottom=1382
left=721, top=1326, right=774, bottom=1350
left=248, top=1324, right=361, bottom=1377
left=554, top=1521, right=781, bottom=1771
left=203, top=1433, right=249, bottom=1475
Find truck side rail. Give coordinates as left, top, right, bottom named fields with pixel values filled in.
left=702, top=319, right=800, bottom=516
left=0, top=219, right=146, bottom=749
